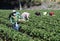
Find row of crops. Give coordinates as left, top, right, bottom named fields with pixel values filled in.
left=0, top=24, right=35, bottom=41
left=0, top=10, right=60, bottom=41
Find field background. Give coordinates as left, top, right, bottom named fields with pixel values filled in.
left=0, top=10, right=60, bottom=41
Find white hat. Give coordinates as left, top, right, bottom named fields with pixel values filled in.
left=13, top=10, right=16, bottom=12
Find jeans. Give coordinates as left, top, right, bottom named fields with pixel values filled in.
left=12, top=23, right=20, bottom=31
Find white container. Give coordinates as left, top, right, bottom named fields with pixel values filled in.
left=43, top=12, right=47, bottom=15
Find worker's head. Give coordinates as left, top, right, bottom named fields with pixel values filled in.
left=49, top=12, right=54, bottom=16
left=11, top=13, right=16, bottom=16
left=35, top=11, right=41, bottom=16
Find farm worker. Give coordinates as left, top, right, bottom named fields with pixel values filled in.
left=49, top=12, right=54, bottom=16
left=43, top=12, right=47, bottom=15
left=8, top=10, right=16, bottom=20
left=35, top=11, right=41, bottom=16
left=21, top=12, right=30, bottom=21
left=16, top=12, right=25, bottom=22
left=9, top=10, right=20, bottom=31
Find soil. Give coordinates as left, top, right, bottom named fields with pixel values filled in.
left=23, top=2, right=60, bottom=10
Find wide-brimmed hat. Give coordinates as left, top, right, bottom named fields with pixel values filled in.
left=13, top=10, right=16, bottom=12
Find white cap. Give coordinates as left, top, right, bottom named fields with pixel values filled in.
left=13, top=10, right=16, bottom=12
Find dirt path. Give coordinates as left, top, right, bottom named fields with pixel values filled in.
left=24, top=2, right=60, bottom=10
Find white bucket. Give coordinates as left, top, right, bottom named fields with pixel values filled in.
left=43, top=12, right=47, bottom=15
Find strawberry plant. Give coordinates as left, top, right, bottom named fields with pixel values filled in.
left=0, top=10, right=60, bottom=41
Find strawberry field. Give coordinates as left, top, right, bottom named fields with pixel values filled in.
left=0, top=10, right=60, bottom=41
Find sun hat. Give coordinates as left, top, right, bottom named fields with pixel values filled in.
left=13, top=10, right=16, bottom=12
